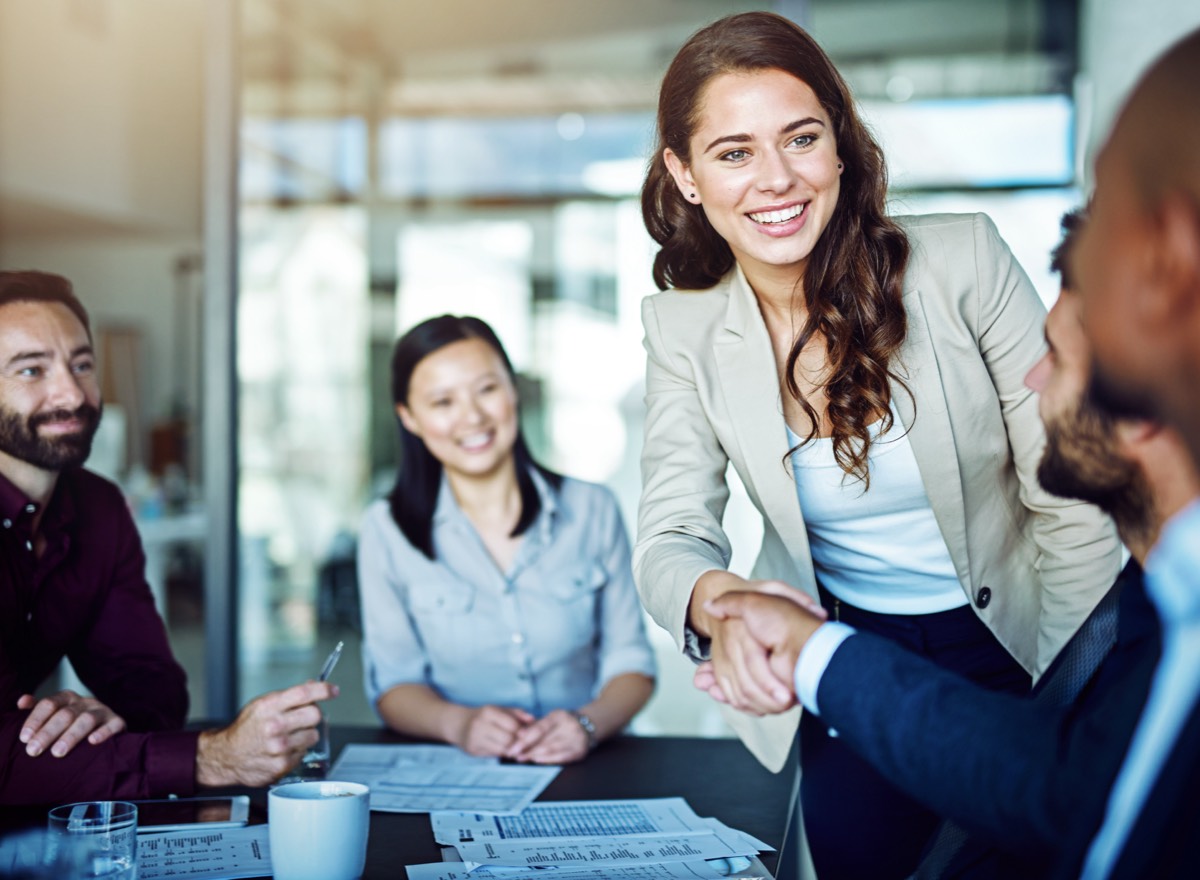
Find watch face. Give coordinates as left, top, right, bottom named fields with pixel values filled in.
left=571, top=711, right=597, bottom=746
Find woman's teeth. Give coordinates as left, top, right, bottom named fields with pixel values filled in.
left=749, top=204, right=805, bottom=224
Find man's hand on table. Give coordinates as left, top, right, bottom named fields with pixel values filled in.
left=17, top=690, right=126, bottom=758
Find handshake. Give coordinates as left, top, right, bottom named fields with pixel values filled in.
left=692, top=580, right=831, bottom=717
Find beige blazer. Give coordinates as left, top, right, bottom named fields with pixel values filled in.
left=633, top=213, right=1122, bottom=772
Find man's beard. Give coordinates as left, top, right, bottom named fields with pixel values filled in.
left=1038, top=393, right=1151, bottom=532
left=1088, top=358, right=1159, bottom=422
left=0, top=402, right=101, bottom=471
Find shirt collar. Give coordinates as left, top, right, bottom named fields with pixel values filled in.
left=0, top=469, right=32, bottom=524
left=1145, top=499, right=1200, bottom=624
left=432, top=467, right=560, bottom=544
left=0, top=467, right=79, bottom=535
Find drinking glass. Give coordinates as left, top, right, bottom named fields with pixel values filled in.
left=46, top=801, right=137, bottom=879
left=276, top=710, right=331, bottom=785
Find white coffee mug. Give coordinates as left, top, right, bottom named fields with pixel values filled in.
left=268, top=781, right=369, bottom=880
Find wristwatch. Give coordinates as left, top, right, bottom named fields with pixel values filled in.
left=569, top=710, right=597, bottom=750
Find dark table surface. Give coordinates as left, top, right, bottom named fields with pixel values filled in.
left=0, top=727, right=796, bottom=878
left=277, top=727, right=795, bottom=877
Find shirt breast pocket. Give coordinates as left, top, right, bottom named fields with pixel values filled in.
left=546, top=561, right=607, bottom=604
left=536, top=561, right=607, bottom=659
left=408, top=574, right=475, bottom=616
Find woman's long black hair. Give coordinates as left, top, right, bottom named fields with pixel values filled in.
left=388, top=314, right=562, bottom=559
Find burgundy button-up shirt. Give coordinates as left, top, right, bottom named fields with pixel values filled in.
left=0, top=467, right=198, bottom=804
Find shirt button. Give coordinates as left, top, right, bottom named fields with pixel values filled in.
left=24, top=540, right=33, bottom=552
left=24, top=504, right=36, bottom=514
left=976, top=586, right=992, bottom=609
left=26, top=612, right=32, bottom=622
left=2, top=518, right=10, bottom=528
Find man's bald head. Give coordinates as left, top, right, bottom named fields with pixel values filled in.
left=1114, top=29, right=1200, bottom=212
left=1072, top=27, right=1200, bottom=467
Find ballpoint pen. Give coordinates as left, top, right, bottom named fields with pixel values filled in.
left=318, top=640, right=344, bottom=683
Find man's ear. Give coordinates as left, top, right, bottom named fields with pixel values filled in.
left=1154, top=192, right=1200, bottom=324
left=663, top=148, right=698, bottom=201
left=396, top=403, right=419, bottom=437
left=1114, top=418, right=1161, bottom=455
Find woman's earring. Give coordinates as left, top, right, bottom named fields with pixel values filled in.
left=837, top=163, right=844, bottom=170
left=689, top=192, right=697, bottom=200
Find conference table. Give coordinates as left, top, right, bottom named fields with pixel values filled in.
left=0, top=727, right=798, bottom=878
left=263, top=726, right=797, bottom=878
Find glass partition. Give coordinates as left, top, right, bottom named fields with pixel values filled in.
left=235, top=0, right=1083, bottom=736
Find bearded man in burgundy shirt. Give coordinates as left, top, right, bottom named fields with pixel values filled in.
left=0, top=270, right=336, bottom=804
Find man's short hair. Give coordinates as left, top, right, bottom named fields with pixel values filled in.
left=0, top=271, right=92, bottom=338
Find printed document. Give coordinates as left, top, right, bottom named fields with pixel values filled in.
left=330, top=743, right=560, bottom=814
left=455, top=827, right=760, bottom=870
left=405, top=856, right=768, bottom=879
left=137, top=824, right=270, bottom=880
left=433, top=797, right=726, bottom=844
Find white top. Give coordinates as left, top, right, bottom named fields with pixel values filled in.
left=787, top=416, right=967, bottom=614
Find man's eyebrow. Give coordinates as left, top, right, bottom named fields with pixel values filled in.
left=3, top=345, right=94, bottom=370
left=3, top=350, right=50, bottom=369
left=703, top=117, right=824, bottom=154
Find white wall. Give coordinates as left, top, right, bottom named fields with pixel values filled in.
left=1079, top=0, right=1200, bottom=181
left=0, top=0, right=205, bottom=462
left=0, top=0, right=203, bottom=231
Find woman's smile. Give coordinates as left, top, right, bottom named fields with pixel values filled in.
left=664, top=68, right=842, bottom=287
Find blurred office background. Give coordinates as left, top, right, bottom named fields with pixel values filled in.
left=2, top=0, right=1199, bottom=740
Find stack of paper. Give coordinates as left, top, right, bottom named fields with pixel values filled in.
left=405, top=798, right=773, bottom=879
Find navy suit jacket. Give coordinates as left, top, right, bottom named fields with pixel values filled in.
left=814, top=560, right=1158, bottom=876
left=1064, top=661, right=1200, bottom=879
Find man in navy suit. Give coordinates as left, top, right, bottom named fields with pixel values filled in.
left=1066, top=28, right=1200, bottom=880
left=698, top=250, right=1198, bottom=875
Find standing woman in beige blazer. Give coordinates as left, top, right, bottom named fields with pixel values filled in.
left=634, top=12, right=1121, bottom=880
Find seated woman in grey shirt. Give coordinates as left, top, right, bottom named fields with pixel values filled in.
left=358, top=314, right=656, bottom=764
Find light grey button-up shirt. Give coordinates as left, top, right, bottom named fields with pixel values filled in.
left=358, top=472, right=656, bottom=717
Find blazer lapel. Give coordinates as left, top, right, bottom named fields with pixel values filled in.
left=895, top=283, right=971, bottom=585
left=712, top=270, right=812, bottom=569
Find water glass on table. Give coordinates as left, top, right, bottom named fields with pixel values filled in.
left=276, top=639, right=342, bottom=786
left=268, top=781, right=370, bottom=880
left=46, top=801, right=137, bottom=879
left=277, top=710, right=332, bottom=784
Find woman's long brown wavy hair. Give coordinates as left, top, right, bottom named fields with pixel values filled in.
left=641, top=11, right=912, bottom=485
